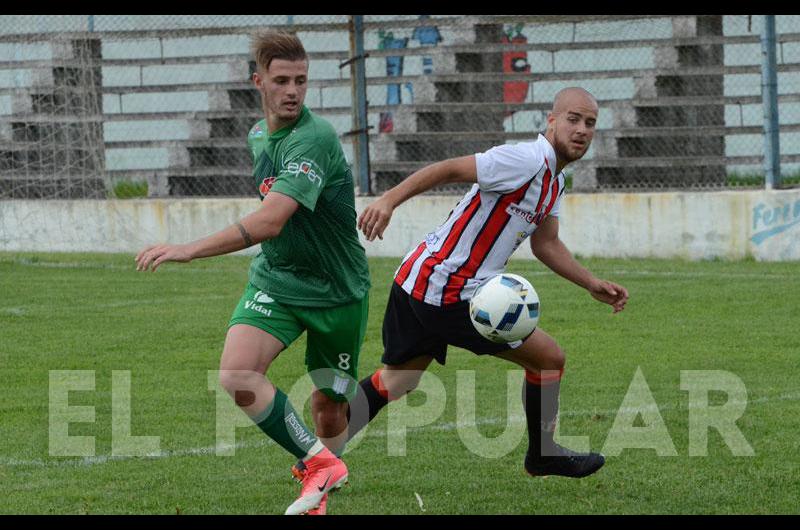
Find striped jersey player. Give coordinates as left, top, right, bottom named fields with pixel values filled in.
left=395, top=133, right=565, bottom=307
left=348, top=87, right=630, bottom=481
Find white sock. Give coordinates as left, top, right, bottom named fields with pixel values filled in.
left=302, top=440, right=326, bottom=462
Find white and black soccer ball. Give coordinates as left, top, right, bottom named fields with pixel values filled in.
left=469, top=273, right=540, bottom=343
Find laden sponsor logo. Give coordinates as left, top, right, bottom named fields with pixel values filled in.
left=506, top=204, right=535, bottom=223
left=286, top=160, right=323, bottom=187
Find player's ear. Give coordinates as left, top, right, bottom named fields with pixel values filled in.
left=545, top=112, right=556, bottom=133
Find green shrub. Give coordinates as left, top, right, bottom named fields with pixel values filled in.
left=111, top=180, right=148, bottom=198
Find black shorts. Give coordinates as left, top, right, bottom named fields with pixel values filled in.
left=381, top=282, right=511, bottom=366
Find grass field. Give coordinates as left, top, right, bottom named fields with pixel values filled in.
left=1, top=251, right=799, bottom=514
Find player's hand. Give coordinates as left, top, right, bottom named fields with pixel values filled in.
left=588, top=279, right=628, bottom=313
left=358, top=196, right=394, bottom=241
left=135, top=244, right=193, bottom=272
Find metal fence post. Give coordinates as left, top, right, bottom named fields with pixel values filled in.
left=347, top=15, right=372, bottom=195
left=761, top=14, right=781, bottom=189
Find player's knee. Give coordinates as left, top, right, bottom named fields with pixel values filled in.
left=218, top=370, right=236, bottom=394
left=541, top=345, right=566, bottom=371
left=219, top=375, right=257, bottom=407
left=312, top=391, right=346, bottom=416
left=218, top=369, right=256, bottom=398
left=311, top=392, right=348, bottom=431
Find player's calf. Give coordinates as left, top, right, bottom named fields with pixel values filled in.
left=345, top=365, right=428, bottom=440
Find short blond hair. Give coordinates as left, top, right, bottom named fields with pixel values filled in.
left=250, top=29, right=307, bottom=71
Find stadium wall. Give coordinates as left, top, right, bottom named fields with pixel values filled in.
left=2, top=190, right=799, bottom=261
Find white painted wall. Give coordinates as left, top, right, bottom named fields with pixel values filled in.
left=2, top=190, right=799, bottom=260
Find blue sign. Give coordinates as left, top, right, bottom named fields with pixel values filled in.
left=751, top=199, right=800, bottom=245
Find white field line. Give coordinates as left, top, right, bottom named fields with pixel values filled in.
left=95, top=294, right=232, bottom=309
left=0, top=258, right=241, bottom=274
left=3, top=391, right=798, bottom=469
left=4, top=267, right=792, bottom=313
left=421, top=391, right=800, bottom=432
left=0, top=294, right=234, bottom=312
left=1, top=257, right=797, bottom=280
left=4, top=260, right=792, bottom=313
left=588, top=269, right=799, bottom=280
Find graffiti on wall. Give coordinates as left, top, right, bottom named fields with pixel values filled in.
left=751, top=198, right=800, bottom=245
left=412, top=14, right=442, bottom=75
left=378, top=15, right=443, bottom=133
left=502, top=24, right=531, bottom=117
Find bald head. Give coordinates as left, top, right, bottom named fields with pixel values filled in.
left=552, top=87, right=598, bottom=115
left=545, top=87, right=598, bottom=170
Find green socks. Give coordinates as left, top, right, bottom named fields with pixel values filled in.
left=252, top=388, right=321, bottom=460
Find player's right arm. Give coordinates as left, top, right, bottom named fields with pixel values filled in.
left=358, top=155, right=477, bottom=241
left=135, top=191, right=299, bottom=272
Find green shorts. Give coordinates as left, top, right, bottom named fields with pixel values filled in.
left=228, top=283, right=369, bottom=402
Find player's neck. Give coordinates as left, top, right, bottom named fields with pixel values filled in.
left=266, top=115, right=293, bottom=134
left=264, top=108, right=303, bottom=134
left=544, top=131, right=568, bottom=173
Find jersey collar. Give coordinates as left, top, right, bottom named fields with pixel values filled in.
left=267, top=105, right=310, bottom=140
left=538, top=133, right=559, bottom=174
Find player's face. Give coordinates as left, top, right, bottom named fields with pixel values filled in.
left=549, top=97, right=597, bottom=163
left=253, top=58, right=308, bottom=129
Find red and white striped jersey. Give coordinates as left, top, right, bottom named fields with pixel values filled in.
left=394, top=134, right=565, bottom=306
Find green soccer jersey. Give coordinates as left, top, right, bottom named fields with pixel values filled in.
left=246, top=106, right=370, bottom=307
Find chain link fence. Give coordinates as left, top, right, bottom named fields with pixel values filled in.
left=1, top=15, right=799, bottom=199
left=365, top=15, right=800, bottom=194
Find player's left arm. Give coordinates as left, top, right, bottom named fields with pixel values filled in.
left=530, top=215, right=628, bottom=313
left=135, top=192, right=298, bottom=272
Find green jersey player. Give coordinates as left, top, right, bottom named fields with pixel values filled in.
left=135, top=29, right=370, bottom=515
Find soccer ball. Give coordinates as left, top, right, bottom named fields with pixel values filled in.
left=469, top=273, right=540, bottom=343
